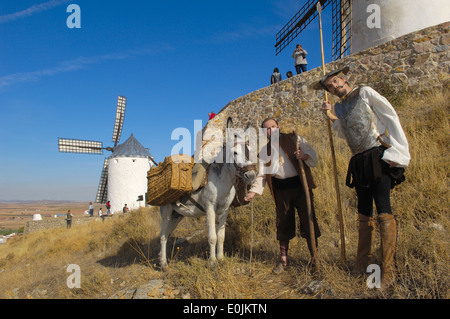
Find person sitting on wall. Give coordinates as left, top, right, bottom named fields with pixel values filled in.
left=271, top=68, right=282, bottom=84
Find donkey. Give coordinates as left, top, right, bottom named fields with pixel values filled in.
left=159, top=139, right=257, bottom=271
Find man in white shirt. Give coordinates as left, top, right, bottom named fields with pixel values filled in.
left=244, top=118, right=320, bottom=274
left=317, top=66, right=410, bottom=290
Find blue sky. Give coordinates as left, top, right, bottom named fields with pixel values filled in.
left=0, top=0, right=333, bottom=201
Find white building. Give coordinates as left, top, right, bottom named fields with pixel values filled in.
left=107, top=134, right=154, bottom=213
left=352, top=0, right=450, bottom=53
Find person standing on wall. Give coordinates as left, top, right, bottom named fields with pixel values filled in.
left=292, top=44, right=308, bottom=75
left=315, top=66, right=410, bottom=290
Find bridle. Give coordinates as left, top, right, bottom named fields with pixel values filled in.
left=232, top=141, right=257, bottom=178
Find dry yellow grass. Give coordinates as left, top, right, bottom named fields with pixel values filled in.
left=0, top=89, right=448, bottom=299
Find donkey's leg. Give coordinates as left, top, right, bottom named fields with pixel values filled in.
left=216, top=210, right=230, bottom=261
left=160, top=206, right=184, bottom=271
left=159, top=205, right=171, bottom=271
left=206, top=208, right=218, bottom=266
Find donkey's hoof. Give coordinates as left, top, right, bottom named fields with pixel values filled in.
left=160, top=263, right=169, bottom=272
left=209, top=259, right=218, bottom=268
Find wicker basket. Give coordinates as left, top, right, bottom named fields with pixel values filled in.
left=146, top=154, right=194, bottom=206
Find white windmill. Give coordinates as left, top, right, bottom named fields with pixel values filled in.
left=275, top=0, right=450, bottom=60
left=351, top=0, right=450, bottom=53
left=58, top=95, right=156, bottom=213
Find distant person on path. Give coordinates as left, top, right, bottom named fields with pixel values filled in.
left=66, top=210, right=73, bottom=229
left=316, top=66, right=410, bottom=290
left=123, top=204, right=129, bottom=213
left=286, top=71, right=293, bottom=79
left=106, top=201, right=111, bottom=214
left=271, top=68, right=282, bottom=84
left=99, top=208, right=105, bottom=221
left=89, top=202, right=94, bottom=217
left=244, top=118, right=321, bottom=274
left=293, top=44, right=308, bottom=74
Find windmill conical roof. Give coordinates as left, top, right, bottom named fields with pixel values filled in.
left=109, top=134, right=154, bottom=160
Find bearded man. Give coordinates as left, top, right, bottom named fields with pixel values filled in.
left=315, top=66, right=410, bottom=290
left=245, top=118, right=320, bottom=274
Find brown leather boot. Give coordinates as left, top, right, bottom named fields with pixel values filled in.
left=352, top=214, right=376, bottom=275
left=378, top=213, right=398, bottom=290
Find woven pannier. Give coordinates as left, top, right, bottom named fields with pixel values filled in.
left=146, top=154, right=194, bottom=206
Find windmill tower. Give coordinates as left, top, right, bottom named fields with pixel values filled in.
left=58, top=95, right=156, bottom=213
left=275, top=0, right=450, bottom=60
left=107, top=134, right=154, bottom=212
left=351, top=0, right=450, bottom=54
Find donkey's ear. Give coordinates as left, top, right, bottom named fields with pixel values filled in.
left=226, top=117, right=233, bottom=129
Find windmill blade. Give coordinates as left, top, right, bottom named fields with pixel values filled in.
left=275, top=0, right=330, bottom=55
left=58, top=138, right=103, bottom=155
left=112, top=95, right=127, bottom=147
left=95, top=158, right=108, bottom=204
left=331, top=0, right=352, bottom=61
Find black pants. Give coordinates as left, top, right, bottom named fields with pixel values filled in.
left=272, top=176, right=321, bottom=241
left=355, top=172, right=392, bottom=217
left=346, top=146, right=402, bottom=218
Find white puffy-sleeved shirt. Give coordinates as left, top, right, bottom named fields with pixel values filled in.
left=249, top=135, right=317, bottom=195
left=333, top=86, right=411, bottom=168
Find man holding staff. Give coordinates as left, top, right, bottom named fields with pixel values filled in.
left=244, top=118, right=321, bottom=274
left=315, top=66, right=410, bottom=290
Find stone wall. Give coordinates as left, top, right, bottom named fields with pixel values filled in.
left=202, top=22, right=449, bottom=145
left=23, top=216, right=111, bottom=234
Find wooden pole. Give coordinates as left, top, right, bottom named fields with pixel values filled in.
left=294, top=134, right=319, bottom=270
left=317, top=2, right=346, bottom=265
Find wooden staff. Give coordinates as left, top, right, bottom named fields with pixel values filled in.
left=294, top=133, right=319, bottom=270
left=317, top=2, right=346, bottom=265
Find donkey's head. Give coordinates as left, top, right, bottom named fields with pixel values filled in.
left=226, top=129, right=257, bottom=185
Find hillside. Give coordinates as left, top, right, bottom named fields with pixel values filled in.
left=0, top=89, right=448, bottom=300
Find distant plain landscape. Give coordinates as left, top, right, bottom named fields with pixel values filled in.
left=0, top=201, right=91, bottom=231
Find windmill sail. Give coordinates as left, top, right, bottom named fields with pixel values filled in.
left=275, top=0, right=351, bottom=61
left=275, top=0, right=330, bottom=55
left=58, top=138, right=103, bottom=155
left=331, top=0, right=352, bottom=61
left=95, top=158, right=109, bottom=204
left=112, top=96, right=127, bottom=147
